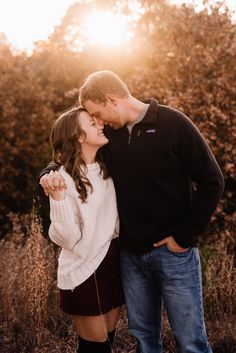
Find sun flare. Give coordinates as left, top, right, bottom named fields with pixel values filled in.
left=82, top=10, right=132, bottom=47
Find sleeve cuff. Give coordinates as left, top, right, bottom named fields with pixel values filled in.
left=49, top=196, right=74, bottom=222
left=172, top=225, right=198, bottom=248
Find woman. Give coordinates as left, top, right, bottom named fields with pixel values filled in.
left=47, top=106, right=124, bottom=353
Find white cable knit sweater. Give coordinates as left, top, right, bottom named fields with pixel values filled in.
left=49, top=163, right=119, bottom=290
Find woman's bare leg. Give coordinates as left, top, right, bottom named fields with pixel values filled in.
left=105, top=307, right=120, bottom=332
left=73, top=306, right=120, bottom=342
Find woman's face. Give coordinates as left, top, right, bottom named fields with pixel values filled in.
left=78, top=111, right=108, bottom=148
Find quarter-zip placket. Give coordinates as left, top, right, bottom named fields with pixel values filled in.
left=127, top=125, right=141, bottom=145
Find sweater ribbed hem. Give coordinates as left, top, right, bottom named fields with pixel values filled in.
left=57, top=242, right=110, bottom=290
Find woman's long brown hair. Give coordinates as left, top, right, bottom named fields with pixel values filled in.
left=50, top=107, right=109, bottom=202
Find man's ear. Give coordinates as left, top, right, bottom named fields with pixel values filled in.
left=106, top=94, right=118, bottom=106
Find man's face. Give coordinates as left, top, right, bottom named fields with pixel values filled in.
left=84, top=99, right=124, bottom=129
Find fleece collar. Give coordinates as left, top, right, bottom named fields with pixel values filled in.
left=140, top=98, right=159, bottom=124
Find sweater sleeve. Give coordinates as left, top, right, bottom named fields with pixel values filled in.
left=48, top=196, right=82, bottom=250
left=172, top=113, right=224, bottom=248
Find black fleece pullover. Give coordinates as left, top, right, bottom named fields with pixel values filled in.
left=40, top=99, right=224, bottom=254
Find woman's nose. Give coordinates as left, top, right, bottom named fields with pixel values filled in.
left=95, top=118, right=104, bottom=127
left=97, top=124, right=104, bottom=133
left=95, top=120, right=104, bottom=132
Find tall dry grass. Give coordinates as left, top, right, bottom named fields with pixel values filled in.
left=0, top=210, right=76, bottom=353
left=203, top=249, right=236, bottom=319
left=0, top=210, right=235, bottom=352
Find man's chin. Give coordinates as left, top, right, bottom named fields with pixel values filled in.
left=110, top=124, right=122, bottom=130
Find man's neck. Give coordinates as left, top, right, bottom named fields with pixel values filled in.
left=125, top=96, right=148, bottom=124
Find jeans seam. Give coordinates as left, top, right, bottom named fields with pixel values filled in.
left=195, top=251, right=208, bottom=343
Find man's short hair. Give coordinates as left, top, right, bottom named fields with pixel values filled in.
left=79, top=70, right=130, bottom=106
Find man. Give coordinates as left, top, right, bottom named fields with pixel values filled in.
left=40, top=70, right=224, bottom=353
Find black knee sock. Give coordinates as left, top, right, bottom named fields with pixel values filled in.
left=78, top=336, right=111, bottom=353
left=108, top=330, right=116, bottom=346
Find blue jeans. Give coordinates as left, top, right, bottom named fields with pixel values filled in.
left=120, top=245, right=212, bottom=353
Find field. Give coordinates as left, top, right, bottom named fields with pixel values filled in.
left=0, top=212, right=235, bottom=353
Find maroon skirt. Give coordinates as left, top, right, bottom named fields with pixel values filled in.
left=60, top=238, right=125, bottom=316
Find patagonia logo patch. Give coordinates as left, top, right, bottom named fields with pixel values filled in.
left=146, top=129, right=156, bottom=133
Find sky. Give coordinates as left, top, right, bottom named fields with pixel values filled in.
left=0, top=0, right=75, bottom=49
left=0, top=0, right=235, bottom=51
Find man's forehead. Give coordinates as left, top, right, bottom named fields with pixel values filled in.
left=89, top=109, right=100, bottom=117
left=84, top=100, right=101, bottom=114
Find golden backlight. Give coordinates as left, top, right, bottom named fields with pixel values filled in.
left=82, top=10, right=132, bottom=47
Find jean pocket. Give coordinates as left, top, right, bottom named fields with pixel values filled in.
left=165, top=244, right=192, bottom=256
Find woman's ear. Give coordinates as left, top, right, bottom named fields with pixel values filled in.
left=78, top=136, right=84, bottom=143
left=78, top=130, right=86, bottom=144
